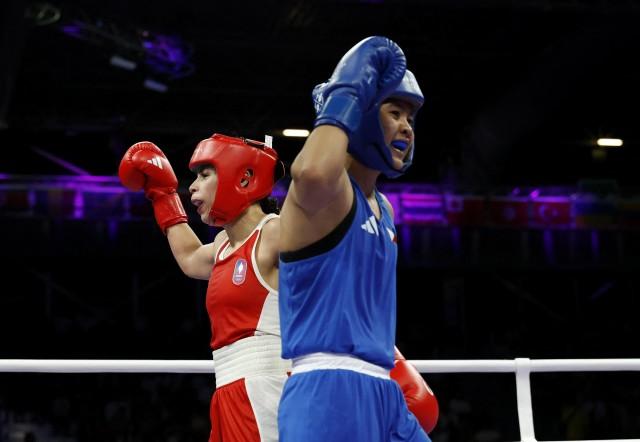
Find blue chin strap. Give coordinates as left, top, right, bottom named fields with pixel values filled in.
left=348, top=69, right=424, bottom=178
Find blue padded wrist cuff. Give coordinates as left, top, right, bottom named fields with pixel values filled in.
left=314, top=94, right=363, bottom=135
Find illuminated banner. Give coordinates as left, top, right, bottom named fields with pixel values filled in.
left=1, top=175, right=639, bottom=231
left=399, top=193, right=446, bottom=225
left=444, top=194, right=485, bottom=226
left=572, top=195, right=617, bottom=228
left=487, top=196, right=529, bottom=227
left=530, top=196, right=571, bottom=228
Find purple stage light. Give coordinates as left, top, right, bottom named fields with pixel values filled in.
left=0, top=174, right=627, bottom=231
left=73, top=191, right=84, bottom=219
left=399, top=192, right=446, bottom=225
left=142, top=33, right=194, bottom=79
left=60, top=23, right=84, bottom=38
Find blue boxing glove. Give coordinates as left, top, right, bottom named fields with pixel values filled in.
left=313, top=36, right=407, bottom=137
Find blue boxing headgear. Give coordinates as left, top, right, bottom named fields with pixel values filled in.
left=350, top=69, right=424, bottom=178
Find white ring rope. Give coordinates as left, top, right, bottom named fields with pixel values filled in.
left=2, top=358, right=640, bottom=373
left=1, top=358, right=639, bottom=442
left=0, top=359, right=214, bottom=373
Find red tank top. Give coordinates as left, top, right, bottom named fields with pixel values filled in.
left=207, top=215, right=279, bottom=350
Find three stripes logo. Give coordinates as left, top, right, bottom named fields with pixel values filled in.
left=361, top=216, right=397, bottom=243
left=361, top=215, right=379, bottom=236
left=147, top=156, right=164, bottom=169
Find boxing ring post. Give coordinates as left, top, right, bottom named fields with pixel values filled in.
left=515, top=358, right=536, bottom=442
left=2, top=358, right=640, bottom=442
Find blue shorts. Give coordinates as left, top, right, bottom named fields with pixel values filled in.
left=278, top=369, right=431, bottom=442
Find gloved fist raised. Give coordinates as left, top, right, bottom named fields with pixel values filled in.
left=119, top=141, right=187, bottom=233
left=390, top=347, right=439, bottom=434
left=313, top=36, right=406, bottom=137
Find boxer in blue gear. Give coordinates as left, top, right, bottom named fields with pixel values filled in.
left=278, top=36, right=430, bottom=441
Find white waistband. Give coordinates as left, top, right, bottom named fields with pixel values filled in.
left=291, top=352, right=391, bottom=380
left=212, top=334, right=291, bottom=387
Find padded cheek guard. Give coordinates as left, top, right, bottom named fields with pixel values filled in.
left=189, top=133, right=279, bottom=226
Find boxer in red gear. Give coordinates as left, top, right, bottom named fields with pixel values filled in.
left=391, top=347, right=439, bottom=434
left=119, top=135, right=289, bottom=442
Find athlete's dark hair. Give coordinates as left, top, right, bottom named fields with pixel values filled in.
left=259, top=196, right=280, bottom=215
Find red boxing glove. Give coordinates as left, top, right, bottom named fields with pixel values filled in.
left=390, top=347, right=439, bottom=434
left=119, top=141, right=188, bottom=233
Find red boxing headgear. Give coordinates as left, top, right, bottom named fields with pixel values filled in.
left=189, top=133, right=280, bottom=226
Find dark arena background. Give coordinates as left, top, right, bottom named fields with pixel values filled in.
left=2, top=1, right=640, bottom=441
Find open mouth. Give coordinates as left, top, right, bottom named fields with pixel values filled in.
left=391, top=140, right=409, bottom=151
left=390, top=141, right=409, bottom=160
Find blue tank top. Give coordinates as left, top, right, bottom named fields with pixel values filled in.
left=279, top=177, right=397, bottom=369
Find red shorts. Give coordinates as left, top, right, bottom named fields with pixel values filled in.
left=209, top=375, right=286, bottom=442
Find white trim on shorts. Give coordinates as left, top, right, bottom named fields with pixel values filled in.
left=212, top=334, right=291, bottom=387
left=291, top=352, right=391, bottom=379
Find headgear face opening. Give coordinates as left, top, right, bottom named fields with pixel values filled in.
left=189, top=133, right=280, bottom=226
left=349, top=69, right=424, bottom=178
